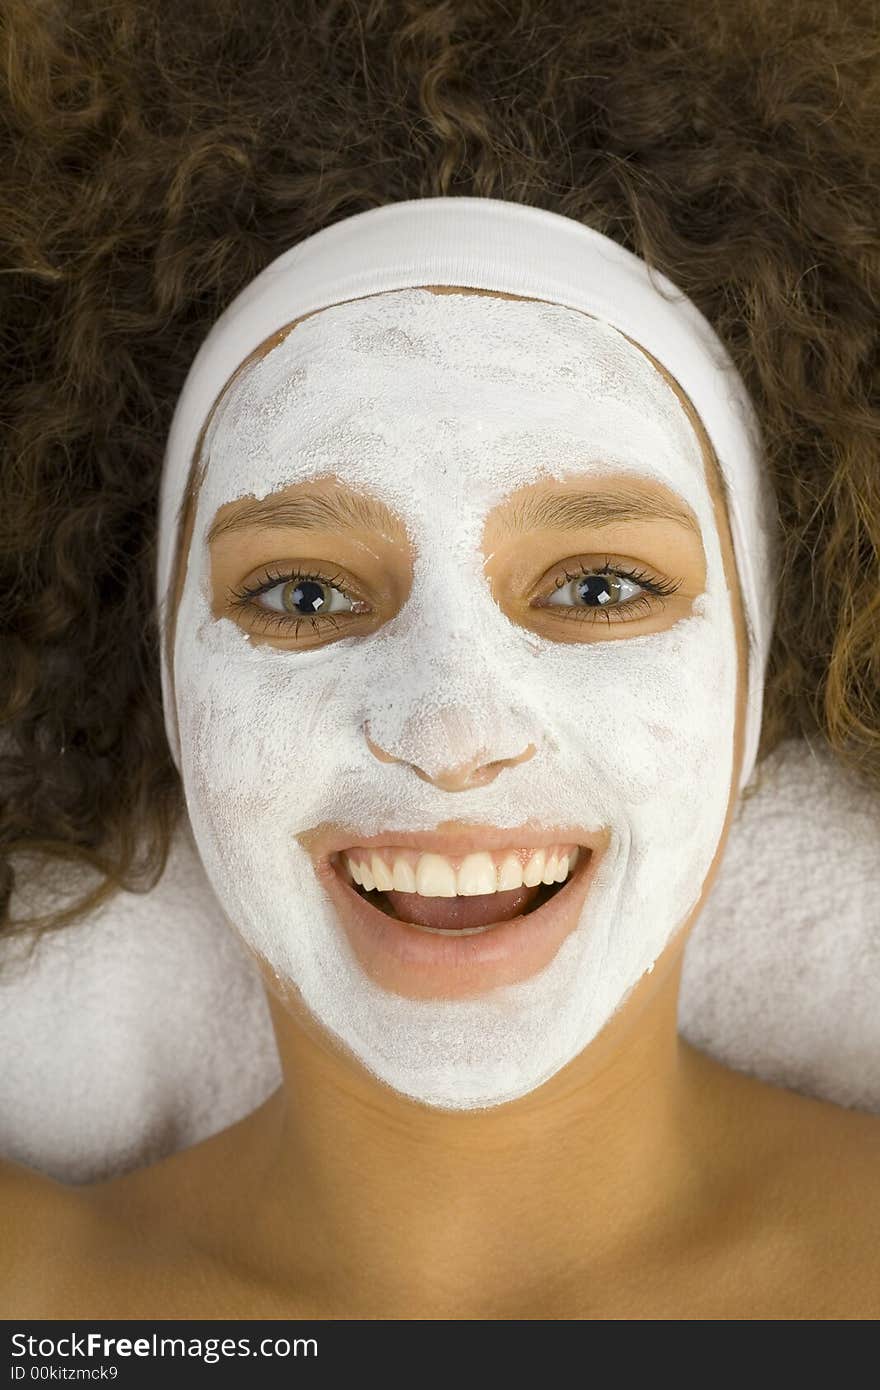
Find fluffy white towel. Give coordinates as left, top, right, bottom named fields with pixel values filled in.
left=0, top=736, right=877, bottom=1185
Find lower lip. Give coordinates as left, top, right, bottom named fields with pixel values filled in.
left=313, top=849, right=598, bottom=1000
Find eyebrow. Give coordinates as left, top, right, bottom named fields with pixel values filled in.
left=207, top=490, right=402, bottom=545
left=495, top=487, right=701, bottom=539
left=206, top=483, right=701, bottom=545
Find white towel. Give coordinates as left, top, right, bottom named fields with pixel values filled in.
left=0, top=736, right=877, bottom=1184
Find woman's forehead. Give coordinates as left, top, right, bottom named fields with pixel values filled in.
left=198, top=287, right=709, bottom=508
left=225, top=285, right=698, bottom=400
left=205, top=287, right=713, bottom=491
left=234, top=285, right=550, bottom=370
left=222, top=284, right=658, bottom=391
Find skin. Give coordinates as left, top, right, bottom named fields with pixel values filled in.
left=3, top=288, right=880, bottom=1320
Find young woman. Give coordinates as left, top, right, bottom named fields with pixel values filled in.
left=1, top=0, right=878, bottom=1319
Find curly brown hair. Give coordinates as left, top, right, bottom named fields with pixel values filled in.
left=2, top=0, right=878, bottom=946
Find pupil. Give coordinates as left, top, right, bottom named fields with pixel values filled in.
left=288, top=579, right=325, bottom=615
left=577, top=575, right=613, bottom=607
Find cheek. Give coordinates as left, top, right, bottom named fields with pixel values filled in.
left=548, top=598, right=734, bottom=810
left=174, top=570, right=350, bottom=827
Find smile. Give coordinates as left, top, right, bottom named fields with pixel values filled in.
left=330, top=843, right=584, bottom=934
left=310, top=823, right=605, bottom=997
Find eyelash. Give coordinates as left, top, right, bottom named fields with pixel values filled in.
left=227, top=558, right=682, bottom=637
left=227, top=566, right=359, bottom=640
left=543, top=558, right=682, bottom=627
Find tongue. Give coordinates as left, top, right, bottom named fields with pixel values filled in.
left=381, top=882, right=543, bottom=930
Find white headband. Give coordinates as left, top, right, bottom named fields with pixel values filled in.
left=156, top=195, right=780, bottom=790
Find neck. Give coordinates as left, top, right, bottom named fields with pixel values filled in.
left=227, top=934, right=724, bottom=1315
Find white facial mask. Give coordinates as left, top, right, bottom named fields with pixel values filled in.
left=172, top=287, right=738, bottom=1110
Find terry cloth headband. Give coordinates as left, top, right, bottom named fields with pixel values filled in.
left=156, top=195, right=780, bottom=790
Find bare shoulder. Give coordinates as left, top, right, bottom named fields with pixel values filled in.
left=0, top=1150, right=207, bottom=1318
left=781, top=1087, right=880, bottom=1223
left=0, top=1155, right=96, bottom=1317
left=713, top=1063, right=880, bottom=1316
left=664, top=1047, right=880, bottom=1317
left=0, top=1152, right=87, bottom=1242
left=0, top=1118, right=281, bottom=1318
left=781, top=1093, right=880, bottom=1315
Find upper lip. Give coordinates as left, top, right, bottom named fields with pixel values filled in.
left=301, top=821, right=608, bottom=866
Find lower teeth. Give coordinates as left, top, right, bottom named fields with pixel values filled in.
left=353, top=878, right=563, bottom=934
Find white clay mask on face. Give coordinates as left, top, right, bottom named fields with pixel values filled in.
left=172, top=287, right=739, bottom=1110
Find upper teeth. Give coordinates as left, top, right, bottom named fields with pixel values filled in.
left=340, top=845, right=581, bottom=897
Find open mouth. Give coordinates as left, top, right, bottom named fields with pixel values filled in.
left=330, top=846, right=591, bottom=936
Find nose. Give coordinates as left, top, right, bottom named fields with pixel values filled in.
left=363, top=722, right=537, bottom=791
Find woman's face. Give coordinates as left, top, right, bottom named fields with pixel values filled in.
left=167, top=285, right=748, bottom=1111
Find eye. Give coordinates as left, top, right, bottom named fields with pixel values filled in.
left=532, top=557, right=682, bottom=626
left=226, top=566, right=369, bottom=638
